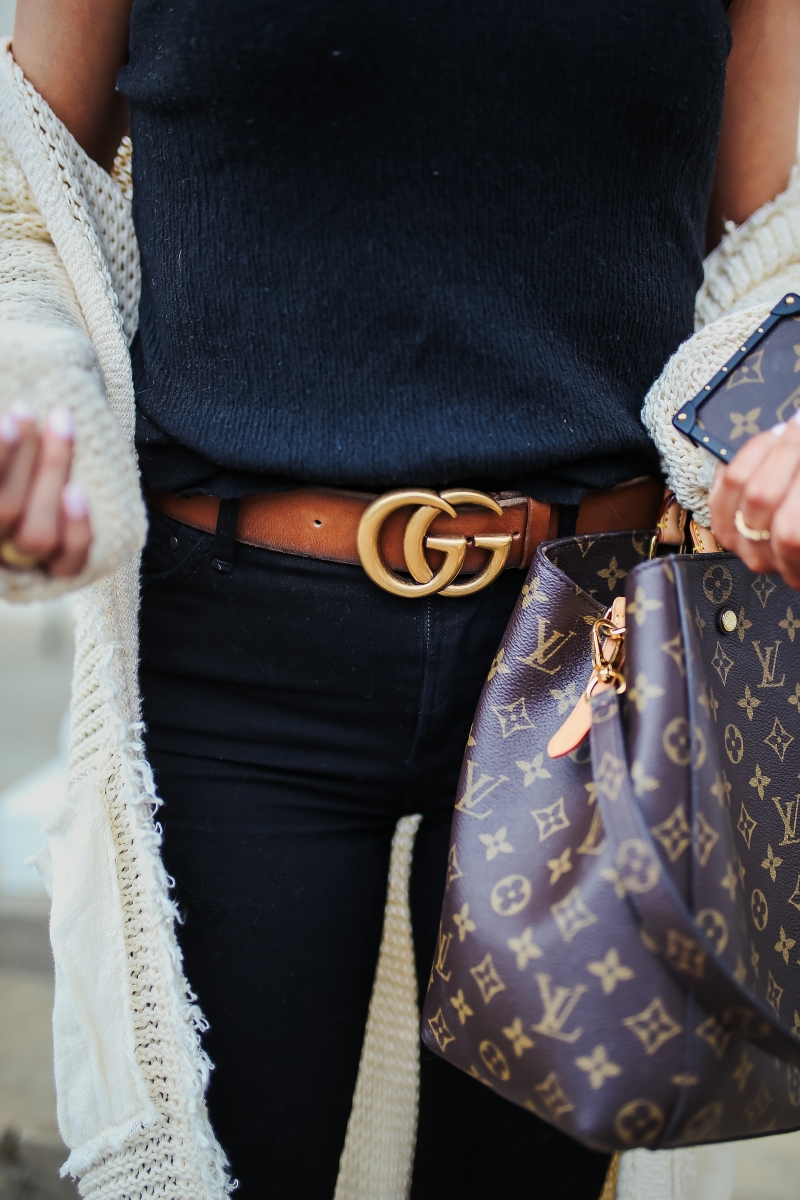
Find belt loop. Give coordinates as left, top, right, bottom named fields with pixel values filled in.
left=210, top=498, right=240, bottom=573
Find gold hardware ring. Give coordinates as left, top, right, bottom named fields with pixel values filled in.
left=356, top=488, right=513, bottom=598
left=734, top=509, right=771, bottom=543
left=0, top=539, right=38, bottom=570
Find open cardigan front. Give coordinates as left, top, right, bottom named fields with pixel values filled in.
left=1, top=39, right=800, bottom=1200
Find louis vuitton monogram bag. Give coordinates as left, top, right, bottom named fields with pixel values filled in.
left=422, top=528, right=800, bottom=1151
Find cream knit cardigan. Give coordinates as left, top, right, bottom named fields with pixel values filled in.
left=1, top=39, right=799, bottom=1200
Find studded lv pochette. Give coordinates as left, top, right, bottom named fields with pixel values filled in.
left=674, top=292, right=800, bottom=461
left=422, top=524, right=800, bottom=1151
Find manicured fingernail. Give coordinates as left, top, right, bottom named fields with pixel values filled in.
left=793, top=410, right=800, bottom=426
left=47, top=407, right=74, bottom=440
left=0, top=413, right=19, bottom=443
left=62, top=482, right=87, bottom=519
left=9, top=402, right=35, bottom=423
left=771, top=422, right=788, bottom=436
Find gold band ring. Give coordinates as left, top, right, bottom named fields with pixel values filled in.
left=734, top=510, right=771, bottom=543
left=0, top=539, right=39, bottom=570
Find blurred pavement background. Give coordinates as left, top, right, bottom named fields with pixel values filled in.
left=2, top=0, right=800, bottom=1196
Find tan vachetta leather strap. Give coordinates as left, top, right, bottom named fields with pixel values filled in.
left=147, top=476, right=664, bottom=575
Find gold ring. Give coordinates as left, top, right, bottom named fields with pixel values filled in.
left=0, top=539, right=39, bottom=570
left=734, top=510, right=771, bottom=542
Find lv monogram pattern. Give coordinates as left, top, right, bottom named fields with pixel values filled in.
left=422, top=533, right=800, bottom=1152
left=699, top=312, right=800, bottom=450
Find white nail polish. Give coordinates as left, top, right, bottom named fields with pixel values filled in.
left=0, top=412, right=20, bottom=443
left=9, top=402, right=35, bottom=423
left=771, top=422, right=788, bottom=436
left=62, top=482, right=87, bottom=519
left=793, top=410, right=800, bottom=426
left=47, top=407, right=74, bottom=440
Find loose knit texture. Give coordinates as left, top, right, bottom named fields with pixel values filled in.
left=0, top=45, right=229, bottom=1199
left=1, top=38, right=798, bottom=1200
left=642, top=164, right=800, bottom=525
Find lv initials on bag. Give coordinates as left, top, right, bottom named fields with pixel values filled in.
left=422, top=522, right=800, bottom=1150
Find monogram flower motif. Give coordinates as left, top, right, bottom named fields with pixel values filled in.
left=729, top=407, right=762, bottom=437
left=628, top=585, right=663, bottom=627
left=487, top=646, right=511, bottom=680
left=779, top=606, right=800, bottom=642
left=549, top=679, right=581, bottom=714
left=586, top=948, right=635, bottom=995
left=452, top=902, right=476, bottom=942
left=546, top=847, right=572, bottom=885
left=520, top=574, right=548, bottom=609
left=737, top=684, right=761, bottom=720
left=515, top=752, right=552, bottom=787
left=449, top=989, right=474, bottom=1026
left=502, top=1017, right=534, bottom=1058
left=507, top=926, right=543, bottom=970
left=735, top=607, right=753, bottom=643
left=749, top=763, right=771, bottom=800
left=710, top=771, right=731, bottom=807
left=479, top=826, right=514, bottom=862
left=597, top=556, right=627, bottom=591
left=575, top=1044, right=622, bottom=1090
left=627, top=672, right=665, bottom=715
left=775, top=926, right=796, bottom=965
left=762, top=844, right=784, bottom=883
left=721, top=861, right=739, bottom=901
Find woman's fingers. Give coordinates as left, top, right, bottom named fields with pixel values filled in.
left=0, top=411, right=22, bottom=478
left=770, top=465, right=800, bottom=589
left=14, top=407, right=75, bottom=560
left=709, top=422, right=800, bottom=572
left=49, top=483, right=91, bottom=578
left=0, top=405, right=40, bottom=535
left=0, top=405, right=92, bottom=579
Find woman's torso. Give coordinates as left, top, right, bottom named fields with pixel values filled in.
left=119, top=0, right=731, bottom=502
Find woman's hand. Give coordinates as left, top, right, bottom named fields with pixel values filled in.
left=0, top=405, right=91, bottom=578
left=709, top=417, right=800, bottom=588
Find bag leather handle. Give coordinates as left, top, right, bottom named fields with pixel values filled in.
left=589, top=687, right=800, bottom=1068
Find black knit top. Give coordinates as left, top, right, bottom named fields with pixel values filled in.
left=119, top=0, right=732, bottom=502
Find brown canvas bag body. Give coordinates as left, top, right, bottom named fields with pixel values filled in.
left=422, top=531, right=800, bottom=1152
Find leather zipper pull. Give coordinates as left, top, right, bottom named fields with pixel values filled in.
left=547, top=596, right=626, bottom=759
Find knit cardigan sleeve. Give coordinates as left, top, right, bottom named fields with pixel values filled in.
left=642, top=167, right=800, bottom=527
left=0, top=122, right=145, bottom=601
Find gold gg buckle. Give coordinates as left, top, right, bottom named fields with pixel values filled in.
left=356, top=488, right=512, bottom=598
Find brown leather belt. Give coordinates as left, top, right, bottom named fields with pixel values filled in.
left=148, top=477, right=664, bottom=598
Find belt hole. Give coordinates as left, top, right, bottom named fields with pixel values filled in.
left=313, top=519, right=322, bottom=527
left=512, top=531, right=521, bottom=539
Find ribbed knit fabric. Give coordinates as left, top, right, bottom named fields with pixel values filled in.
left=120, top=0, right=730, bottom=501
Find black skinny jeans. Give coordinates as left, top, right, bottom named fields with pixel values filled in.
left=139, top=507, right=610, bottom=1198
